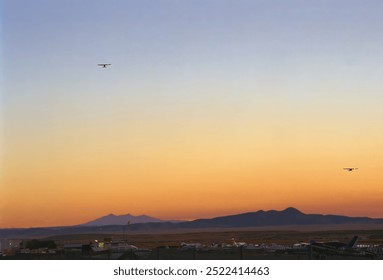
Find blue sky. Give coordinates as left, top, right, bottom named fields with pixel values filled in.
left=4, top=0, right=383, bottom=109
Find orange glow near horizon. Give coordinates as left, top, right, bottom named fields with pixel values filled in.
left=2, top=104, right=383, bottom=227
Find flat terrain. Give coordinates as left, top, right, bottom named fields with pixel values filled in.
left=3, top=228, right=382, bottom=260
left=45, top=228, right=383, bottom=248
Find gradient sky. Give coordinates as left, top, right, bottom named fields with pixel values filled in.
left=2, top=0, right=383, bottom=228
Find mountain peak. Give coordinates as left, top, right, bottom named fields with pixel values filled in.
left=282, top=207, right=303, bottom=214
left=80, top=213, right=165, bottom=226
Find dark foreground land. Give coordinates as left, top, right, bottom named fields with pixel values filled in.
left=2, top=229, right=383, bottom=260
left=45, top=228, right=383, bottom=248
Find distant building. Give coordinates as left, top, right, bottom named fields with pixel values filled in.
left=0, top=239, right=23, bottom=252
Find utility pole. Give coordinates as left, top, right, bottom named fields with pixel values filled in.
left=123, top=221, right=131, bottom=243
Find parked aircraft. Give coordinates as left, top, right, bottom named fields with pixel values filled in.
left=309, top=236, right=378, bottom=258
left=180, top=242, right=202, bottom=249
left=310, top=235, right=358, bottom=250
left=231, top=238, right=247, bottom=247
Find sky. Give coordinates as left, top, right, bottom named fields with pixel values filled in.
left=1, top=0, right=383, bottom=228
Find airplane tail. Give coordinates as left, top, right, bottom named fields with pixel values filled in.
left=346, top=236, right=358, bottom=248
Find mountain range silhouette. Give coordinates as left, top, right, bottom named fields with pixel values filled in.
left=1, top=207, right=383, bottom=238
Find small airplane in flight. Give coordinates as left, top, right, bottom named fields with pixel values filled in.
left=97, top=63, right=111, bottom=68
left=343, top=168, right=358, bottom=172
